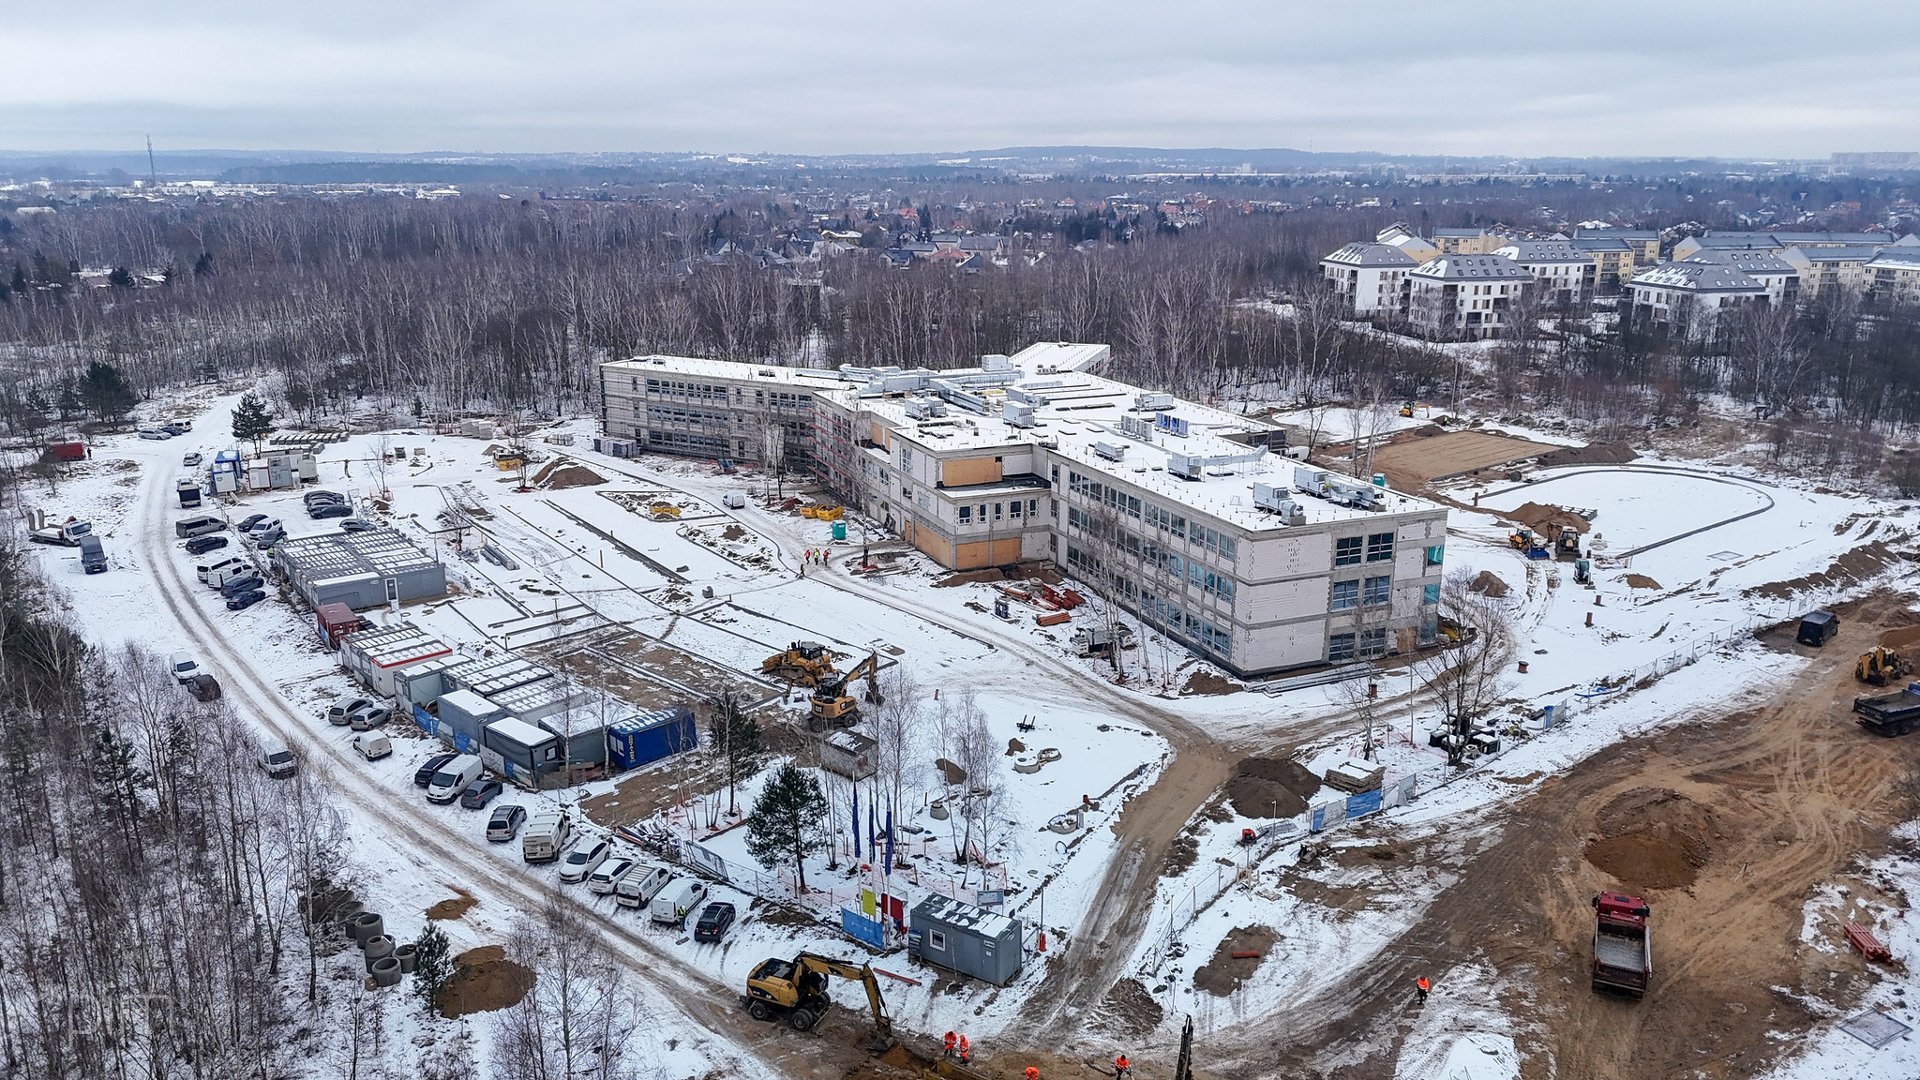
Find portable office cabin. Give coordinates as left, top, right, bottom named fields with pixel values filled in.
left=394, top=654, right=468, bottom=707
left=607, top=708, right=698, bottom=771
left=818, top=729, right=877, bottom=781
left=433, top=688, right=506, bottom=751
left=273, top=528, right=447, bottom=611
left=482, top=716, right=563, bottom=784
left=315, top=603, right=362, bottom=648
left=908, top=895, right=1023, bottom=986
left=536, top=700, right=616, bottom=767
left=338, top=623, right=454, bottom=697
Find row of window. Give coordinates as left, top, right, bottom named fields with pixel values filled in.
left=1330, top=575, right=1392, bottom=611
left=1067, top=472, right=1240, bottom=562
left=646, top=403, right=728, bottom=429
left=1328, top=629, right=1389, bottom=662
left=1334, top=532, right=1397, bottom=567
left=642, top=377, right=728, bottom=402
left=645, top=429, right=727, bottom=455
left=1065, top=508, right=1236, bottom=603
left=957, top=500, right=1038, bottom=526
left=1139, top=589, right=1233, bottom=658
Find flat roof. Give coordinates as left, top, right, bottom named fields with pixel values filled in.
left=341, top=622, right=453, bottom=669
left=445, top=656, right=556, bottom=698
left=913, top=893, right=1018, bottom=939
left=276, top=528, right=440, bottom=582
left=603, top=354, right=850, bottom=389
left=487, top=715, right=558, bottom=748
left=438, top=687, right=502, bottom=717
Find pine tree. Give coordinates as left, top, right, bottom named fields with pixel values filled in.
left=231, top=392, right=276, bottom=452
left=412, top=923, right=455, bottom=1011
left=107, top=266, right=135, bottom=289
left=707, top=690, right=762, bottom=815
left=193, top=251, right=215, bottom=278
left=746, top=764, right=827, bottom=892
left=79, top=361, right=138, bottom=424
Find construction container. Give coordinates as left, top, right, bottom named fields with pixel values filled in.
left=607, top=707, right=697, bottom=771
left=316, top=603, right=363, bottom=649
left=908, top=895, right=1024, bottom=986
left=44, top=438, right=86, bottom=462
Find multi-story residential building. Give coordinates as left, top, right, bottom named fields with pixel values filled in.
left=1321, top=243, right=1417, bottom=316
left=1626, top=262, right=1768, bottom=338
left=1779, top=245, right=1881, bottom=299
left=1866, top=248, right=1920, bottom=307
left=1568, top=236, right=1639, bottom=292
left=1572, top=227, right=1660, bottom=267
left=600, top=347, right=1449, bottom=677
left=1492, top=240, right=1590, bottom=306
left=1406, top=255, right=1533, bottom=338
left=1375, top=224, right=1440, bottom=263
left=1671, top=230, right=1894, bottom=261
left=1430, top=227, right=1506, bottom=255
left=1682, top=251, right=1800, bottom=307
left=598, top=355, right=847, bottom=466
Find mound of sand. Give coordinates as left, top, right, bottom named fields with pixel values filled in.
left=1536, top=441, right=1636, bottom=468
left=1468, top=570, right=1511, bottom=598
left=1505, top=501, right=1590, bottom=537
left=532, top=457, right=605, bottom=489
left=1582, top=787, right=1717, bottom=891
left=1224, top=757, right=1321, bottom=819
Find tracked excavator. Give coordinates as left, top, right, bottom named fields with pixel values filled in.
left=809, top=651, right=883, bottom=729
left=761, top=641, right=837, bottom=687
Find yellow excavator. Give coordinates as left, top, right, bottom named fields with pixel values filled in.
left=761, top=641, right=838, bottom=687
left=1857, top=646, right=1912, bottom=686
left=809, top=652, right=884, bottom=729
left=743, top=951, right=893, bottom=1050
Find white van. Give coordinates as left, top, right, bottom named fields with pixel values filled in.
left=613, top=863, right=674, bottom=909
left=174, top=515, right=224, bottom=539
left=522, top=810, right=572, bottom=864
left=352, top=732, right=392, bottom=761
left=425, top=754, right=482, bottom=804
left=723, top=491, right=747, bottom=510
left=649, top=879, right=708, bottom=926
left=205, top=563, right=255, bottom=589
left=197, top=557, right=245, bottom=584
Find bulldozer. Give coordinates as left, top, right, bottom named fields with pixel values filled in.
left=743, top=951, right=893, bottom=1050
left=762, top=641, right=838, bottom=687
left=810, top=651, right=883, bottom=729
left=1856, top=646, right=1913, bottom=686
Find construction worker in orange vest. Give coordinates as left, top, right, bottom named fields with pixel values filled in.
left=1114, top=1052, right=1132, bottom=1078
left=1025, top=1069, right=1040, bottom=1080
left=1415, top=976, right=1431, bottom=1003
left=943, top=1031, right=957, bottom=1058
left=957, top=1034, right=971, bottom=1063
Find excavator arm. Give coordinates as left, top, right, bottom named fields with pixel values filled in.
left=795, top=953, right=893, bottom=1039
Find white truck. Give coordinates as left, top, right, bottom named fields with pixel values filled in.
left=30, top=517, right=92, bottom=547
left=521, top=809, right=572, bottom=864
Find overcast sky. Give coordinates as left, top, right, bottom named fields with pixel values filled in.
left=6, top=1, right=1918, bottom=159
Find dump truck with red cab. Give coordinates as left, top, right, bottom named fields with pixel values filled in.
left=1591, top=892, right=1652, bottom=995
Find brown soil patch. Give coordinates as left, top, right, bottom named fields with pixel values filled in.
left=545, top=464, right=605, bottom=489
left=1624, top=573, right=1661, bottom=590
left=720, top=523, right=748, bottom=541
left=1535, top=441, right=1636, bottom=468
left=932, top=561, right=1064, bottom=588
left=1583, top=788, right=1717, bottom=890
left=935, top=757, right=967, bottom=785
left=1504, top=501, right=1590, bottom=537
left=438, top=945, right=535, bottom=1018
left=426, top=889, right=476, bottom=921
left=1096, top=977, right=1166, bottom=1035
left=1181, top=670, right=1241, bottom=696
left=1194, top=925, right=1279, bottom=996
left=1369, top=429, right=1561, bottom=485
left=1467, top=570, right=1510, bottom=598
left=1746, top=538, right=1915, bottom=600
left=1223, top=757, right=1321, bottom=819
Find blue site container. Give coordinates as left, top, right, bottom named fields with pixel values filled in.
left=608, top=707, right=697, bottom=771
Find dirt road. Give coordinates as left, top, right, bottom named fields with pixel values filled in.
left=1223, top=593, right=1920, bottom=1080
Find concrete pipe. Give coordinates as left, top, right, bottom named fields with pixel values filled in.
left=348, top=912, right=384, bottom=943
left=332, top=900, right=365, bottom=927
left=395, top=942, right=418, bottom=974
left=362, top=935, right=395, bottom=970
left=370, top=957, right=402, bottom=988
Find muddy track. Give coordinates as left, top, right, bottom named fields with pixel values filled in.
left=1216, top=595, right=1920, bottom=1080
left=131, top=465, right=855, bottom=1080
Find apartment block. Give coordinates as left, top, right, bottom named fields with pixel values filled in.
left=599, top=355, right=847, bottom=465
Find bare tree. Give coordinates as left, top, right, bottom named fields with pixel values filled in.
left=1413, top=569, right=1514, bottom=767
left=494, top=897, right=640, bottom=1080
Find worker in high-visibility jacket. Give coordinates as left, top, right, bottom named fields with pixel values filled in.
left=944, top=1032, right=957, bottom=1058
left=1114, top=1052, right=1132, bottom=1078
left=1025, top=1069, right=1040, bottom=1080
left=957, top=1034, right=971, bottom=1063
left=1415, top=976, right=1431, bottom=1003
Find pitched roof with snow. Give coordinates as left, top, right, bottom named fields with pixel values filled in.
left=1682, top=251, right=1797, bottom=276
left=1410, top=254, right=1533, bottom=281
left=1495, top=240, right=1587, bottom=263
left=1630, top=263, right=1766, bottom=293
left=1322, top=242, right=1417, bottom=269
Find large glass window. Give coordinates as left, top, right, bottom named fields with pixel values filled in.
left=1330, top=580, right=1359, bottom=611
left=1366, top=532, right=1396, bottom=562
left=1328, top=633, right=1357, bottom=662
left=1363, top=575, right=1391, bottom=607
left=1335, top=536, right=1363, bottom=566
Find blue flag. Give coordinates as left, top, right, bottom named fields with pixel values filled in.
left=851, top=782, right=862, bottom=860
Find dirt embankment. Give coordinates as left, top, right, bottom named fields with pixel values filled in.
left=1746, top=538, right=1916, bottom=600
left=1224, top=757, right=1322, bottom=819
left=1582, top=788, right=1719, bottom=890
left=1503, top=501, right=1591, bottom=537
left=1535, top=441, right=1636, bottom=468
left=438, top=944, right=534, bottom=1018
left=933, top=562, right=1064, bottom=588
left=532, top=457, right=606, bottom=489
left=1468, top=570, right=1511, bottom=598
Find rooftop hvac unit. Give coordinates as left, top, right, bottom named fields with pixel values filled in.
left=1167, top=453, right=1203, bottom=480
left=1135, top=392, right=1175, bottom=411
left=904, top=399, right=931, bottom=420
left=982, top=354, right=1012, bottom=371
left=928, top=400, right=948, bottom=417
left=1004, top=402, right=1037, bottom=428
left=1118, top=415, right=1155, bottom=441
left=1253, top=483, right=1308, bottom=523
left=1294, top=466, right=1331, bottom=496
left=1005, top=387, right=1044, bottom=406
left=1093, top=441, right=1126, bottom=462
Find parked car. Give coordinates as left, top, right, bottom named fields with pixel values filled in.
left=426, top=755, right=483, bottom=804
left=613, top=863, right=675, bottom=909
left=459, top=778, right=504, bottom=809
left=236, top=513, right=269, bottom=532
left=225, top=588, right=267, bottom=611
left=486, top=803, right=526, bottom=841
left=184, top=673, right=222, bottom=702
left=137, top=428, right=172, bottom=440
left=218, top=574, right=264, bottom=598
left=557, top=837, right=611, bottom=884
left=303, top=490, right=344, bottom=509
left=348, top=705, right=391, bottom=731
left=248, top=525, right=284, bottom=548
left=174, top=514, right=224, bottom=538
left=244, top=517, right=281, bottom=538
left=204, top=564, right=253, bottom=589
left=184, top=535, right=229, bottom=556
left=182, top=451, right=203, bottom=468
left=327, top=696, right=375, bottom=726
left=161, top=423, right=191, bottom=436
left=693, top=901, right=736, bottom=943
left=415, top=752, right=458, bottom=787
left=351, top=732, right=392, bottom=761
left=339, top=518, right=377, bottom=533
left=587, top=856, right=636, bottom=895
left=258, top=744, right=298, bottom=779
left=167, top=652, right=200, bottom=683
left=649, top=879, right=708, bottom=925
left=309, top=501, right=353, bottom=520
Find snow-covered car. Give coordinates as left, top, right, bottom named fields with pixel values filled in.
left=167, top=652, right=200, bottom=683
left=351, top=732, right=392, bottom=761
left=258, top=744, right=297, bottom=779
left=182, top=451, right=203, bottom=468
left=557, top=838, right=611, bottom=884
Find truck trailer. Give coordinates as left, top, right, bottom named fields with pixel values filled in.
left=1853, top=682, right=1920, bottom=736
left=1591, top=892, right=1652, bottom=996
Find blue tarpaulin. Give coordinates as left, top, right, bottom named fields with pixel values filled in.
left=840, top=908, right=884, bottom=949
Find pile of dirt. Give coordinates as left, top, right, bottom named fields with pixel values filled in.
left=935, top=757, right=967, bottom=785
left=1096, top=977, right=1166, bottom=1034
left=540, top=462, right=606, bottom=489
left=1624, top=573, right=1662, bottom=590
left=426, top=890, right=476, bottom=921
left=1180, top=670, right=1242, bottom=696
left=1535, top=441, right=1636, bottom=468
left=1746, top=539, right=1914, bottom=600
left=1193, top=925, right=1279, bottom=997
left=1582, top=787, right=1718, bottom=890
left=720, top=523, right=748, bottom=542
left=438, top=945, right=534, bottom=1018
left=1504, top=501, right=1591, bottom=537
left=1467, top=570, right=1510, bottom=598
left=1224, top=757, right=1321, bottom=819
left=931, top=561, right=1065, bottom=588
